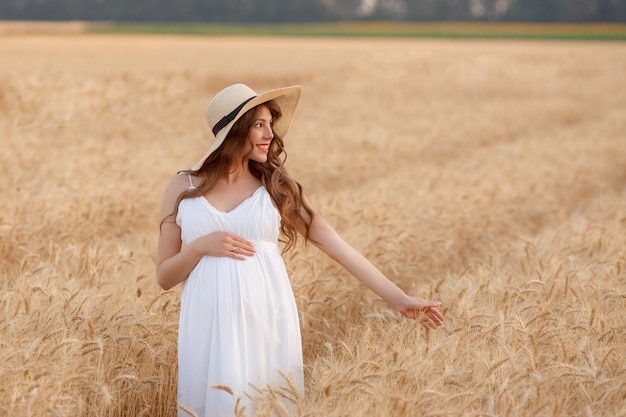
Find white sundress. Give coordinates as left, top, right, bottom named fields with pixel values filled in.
left=175, top=180, right=304, bottom=417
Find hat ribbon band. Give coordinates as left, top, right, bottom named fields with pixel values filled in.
left=212, top=96, right=257, bottom=136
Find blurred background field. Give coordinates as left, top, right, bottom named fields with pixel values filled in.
left=0, top=29, right=625, bottom=416
left=1, top=20, right=626, bottom=40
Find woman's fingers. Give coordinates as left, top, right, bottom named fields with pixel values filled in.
left=410, top=306, right=444, bottom=329
left=427, top=306, right=445, bottom=324
left=225, top=233, right=255, bottom=259
left=233, top=237, right=256, bottom=254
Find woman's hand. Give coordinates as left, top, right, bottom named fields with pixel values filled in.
left=395, top=296, right=445, bottom=329
left=191, top=231, right=256, bottom=260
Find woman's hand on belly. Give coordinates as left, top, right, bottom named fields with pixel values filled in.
left=190, top=231, right=256, bottom=260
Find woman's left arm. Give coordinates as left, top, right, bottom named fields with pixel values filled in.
left=299, top=198, right=445, bottom=329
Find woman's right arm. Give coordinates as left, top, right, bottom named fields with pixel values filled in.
left=156, top=176, right=202, bottom=290
left=156, top=176, right=256, bottom=290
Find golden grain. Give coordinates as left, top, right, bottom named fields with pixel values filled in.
left=212, top=385, right=235, bottom=396
left=179, top=403, right=199, bottom=417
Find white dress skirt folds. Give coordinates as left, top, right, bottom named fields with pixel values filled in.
left=175, top=186, right=304, bottom=417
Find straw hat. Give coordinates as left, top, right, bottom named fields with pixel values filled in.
left=192, top=83, right=302, bottom=170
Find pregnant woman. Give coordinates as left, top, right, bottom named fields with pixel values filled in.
left=156, top=84, right=444, bottom=417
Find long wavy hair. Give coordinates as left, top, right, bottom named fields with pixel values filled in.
left=165, top=99, right=314, bottom=252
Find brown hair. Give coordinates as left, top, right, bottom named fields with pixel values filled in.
left=164, top=100, right=314, bottom=252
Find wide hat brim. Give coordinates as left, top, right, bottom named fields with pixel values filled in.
left=192, top=84, right=302, bottom=170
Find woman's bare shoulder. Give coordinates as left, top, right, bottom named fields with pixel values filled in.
left=161, top=173, right=193, bottom=206
left=167, top=172, right=191, bottom=187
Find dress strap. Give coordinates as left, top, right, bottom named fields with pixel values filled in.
left=187, top=174, right=196, bottom=190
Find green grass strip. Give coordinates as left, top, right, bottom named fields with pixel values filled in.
left=90, top=22, right=626, bottom=41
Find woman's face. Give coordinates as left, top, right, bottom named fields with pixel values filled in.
left=244, top=105, right=274, bottom=163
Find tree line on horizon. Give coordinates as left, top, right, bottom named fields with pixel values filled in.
left=1, top=0, right=624, bottom=22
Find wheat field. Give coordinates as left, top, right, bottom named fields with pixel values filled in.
left=1, top=33, right=625, bottom=416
